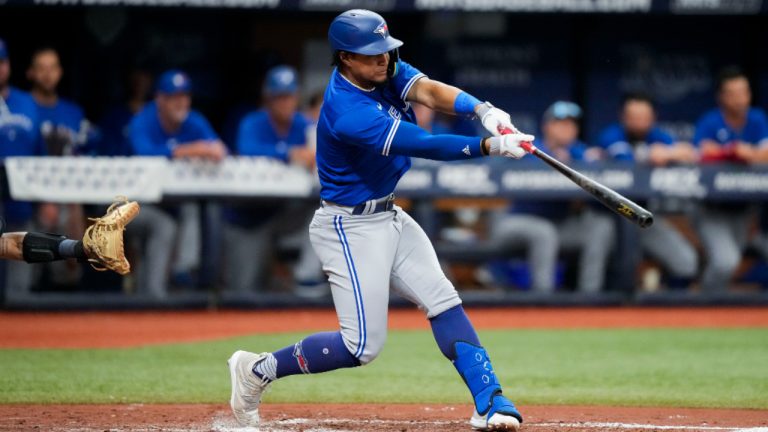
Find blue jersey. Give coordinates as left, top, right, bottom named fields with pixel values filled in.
left=36, top=97, right=86, bottom=155
left=129, top=101, right=219, bottom=157
left=236, top=110, right=309, bottom=161
left=0, top=87, right=44, bottom=225
left=597, top=123, right=674, bottom=162
left=316, top=60, right=425, bottom=206
left=693, top=107, right=768, bottom=146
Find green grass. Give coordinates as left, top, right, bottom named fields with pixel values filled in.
left=1, top=329, right=766, bottom=408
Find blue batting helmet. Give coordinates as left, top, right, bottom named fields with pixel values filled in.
left=328, top=9, right=403, bottom=56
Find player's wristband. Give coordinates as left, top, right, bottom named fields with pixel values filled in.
left=454, top=92, right=482, bottom=118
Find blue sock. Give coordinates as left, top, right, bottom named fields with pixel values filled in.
left=253, top=331, right=359, bottom=381
left=429, top=305, right=481, bottom=360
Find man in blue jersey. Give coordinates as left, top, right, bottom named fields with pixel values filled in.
left=224, top=65, right=323, bottom=296
left=490, top=101, right=615, bottom=293
left=27, top=48, right=89, bottom=157
left=228, top=10, right=532, bottom=431
left=694, top=67, right=768, bottom=292
left=597, top=93, right=699, bottom=290
left=128, top=69, right=227, bottom=298
left=0, top=38, right=48, bottom=294
left=27, top=47, right=95, bottom=286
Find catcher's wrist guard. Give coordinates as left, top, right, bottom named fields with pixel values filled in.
left=82, top=196, right=140, bottom=275
left=22, top=232, right=66, bottom=263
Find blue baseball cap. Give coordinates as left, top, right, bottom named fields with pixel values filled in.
left=264, top=65, right=299, bottom=96
left=156, top=70, right=191, bottom=95
left=543, top=101, right=582, bottom=122
left=0, top=38, right=8, bottom=60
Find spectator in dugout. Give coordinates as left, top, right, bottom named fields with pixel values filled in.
left=596, top=92, right=699, bottom=290
left=0, top=38, right=49, bottom=295
left=488, top=101, right=615, bottom=293
left=694, top=67, right=768, bottom=293
left=128, top=69, right=227, bottom=298
left=223, top=65, right=325, bottom=297
left=27, top=47, right=91, bottom=286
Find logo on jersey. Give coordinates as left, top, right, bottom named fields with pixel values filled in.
left=377, top=103, right=382, bottom=111
left=388, top=106, right=401, bottom=120
left=293, top=342, right=311, bottom=374
left=463, top=145, right=471, bottom=156
left=374, top=23, right=388, bottom=38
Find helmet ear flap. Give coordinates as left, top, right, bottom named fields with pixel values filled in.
left=387, top=48, right=399, bottom=78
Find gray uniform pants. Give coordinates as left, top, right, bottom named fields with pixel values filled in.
left=125, top=205, right=177, bottom=298
left=696, top=206, right=753, bottom=292
left=490, top=209, right=615, bottom=293
left=4, top=221, right=35, bottom=298
left=309, top=204, right=461, bottom=364
left=639, top=217, right=698, bottom=279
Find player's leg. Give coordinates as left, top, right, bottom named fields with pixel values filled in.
left=697, top=207, right=745, bottom=292
left=489, top=212, right=557, bottom=292
left=558, top=209, right=616, bottom=293
left=390, top=207, right=522, bottom=431
left=228, top=208, right=398, bottom=426
left=640, top=218, right=698, bottom=285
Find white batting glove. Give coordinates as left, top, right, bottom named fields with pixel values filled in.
left=476, top=102, right=516, bottom=136
left=486, top=133, right=534, bottom=159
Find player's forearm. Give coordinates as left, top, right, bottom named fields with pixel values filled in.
left=0, top=233, right=25, bottom=261
left=388, top=121, right=483, bottom=161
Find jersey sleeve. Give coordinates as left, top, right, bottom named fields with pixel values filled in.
left=753, top=109, right=768, bottom=144
left=129, top=116, right=171, bottom=157
left=693, top=112, right=719, bottom=146
left=236, top=113, right=283, bottom=159
left=649, top=127, right=674, bottom=146
left=597, top=125, right=633, bottom=161
left=189, top=111, right=220, bottom=141
left=390, top=60, right=426, bottom=102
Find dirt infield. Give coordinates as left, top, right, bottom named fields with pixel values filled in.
left=0, top=403, right=766, bottom=431
left=3, top=308, right=768, bottom=431
left=2, top=307, right=768, bottom=348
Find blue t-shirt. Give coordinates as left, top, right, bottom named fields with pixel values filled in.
left=236, top=110, right=309, bottom=161
left=0, top=87, right=44, bottom=224
left=597, top=123, right=674, bottom=162
left=512, top=139, right=590, bottom=219
left=36, top=97, right=87, bottom=155
left=693, top=107, right=768, bottom=147
left=316, top=60, right=425, bottom=206
left=129, top=101, right=219, bottom=157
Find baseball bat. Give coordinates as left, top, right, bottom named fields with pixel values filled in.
left=500, top=127, right=654, bottom=228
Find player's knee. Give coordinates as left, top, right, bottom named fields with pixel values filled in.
left=709, top=252, right=740, bottom=277
left=340, top=328, right=386, bottom=366
left=669, top=248, right=699, bottom=278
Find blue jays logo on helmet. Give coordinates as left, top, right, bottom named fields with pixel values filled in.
left=328, top=9, right=403, bottom=56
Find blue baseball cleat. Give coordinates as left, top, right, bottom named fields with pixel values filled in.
left=469, top=392, right=523, bottom=431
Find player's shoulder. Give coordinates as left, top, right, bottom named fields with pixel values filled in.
left=697, top=107, right=721, bottom=124
left=8, top=87, right=36, bottom=108
left=748, top=107, right=768, bottom=123
left=598, top=123, right=625, bottom=143
left=131, top=101, right=157, bottom=126
left=186, top=108, right=213, bottom=126
left=57, top=98, right=84, bottom=115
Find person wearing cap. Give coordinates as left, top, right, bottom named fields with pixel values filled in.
left=0, top=38, right=50, bottom=295
left=227, top=9, right=533, bottom=432
left=223, top=65, right=324, bottom=297
left=127, top=69, right=227, bottom=298
left=489, top=101, right=615, bottom=293
left=596, top=93, right=698, bottom=291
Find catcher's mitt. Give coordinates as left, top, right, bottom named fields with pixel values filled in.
left=82, top=196, right=140, bottom=275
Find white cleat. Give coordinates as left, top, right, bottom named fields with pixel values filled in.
left=228, top=350, right=271, bottom=427
left=470, top=409, right=522, bottom=431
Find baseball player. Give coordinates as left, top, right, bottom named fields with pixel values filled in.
left=228, top=10, right=531, bottom=431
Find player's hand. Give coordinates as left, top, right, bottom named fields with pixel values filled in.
left=486, top=133, right=534, bottom=159
left=476, top=102, right=515, bottom=137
